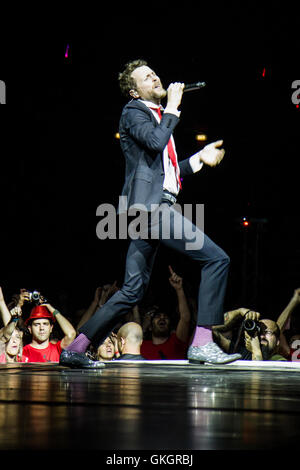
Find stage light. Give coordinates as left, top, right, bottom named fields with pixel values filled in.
left=65, top=44, right=70, bottom=59
left=262, top=67, right=266, bottom=77
left=195, top=134, right=207, bottom=142
left=115, top=132, right=120, bottom=139
left=241, top=217, right=250, bottom=227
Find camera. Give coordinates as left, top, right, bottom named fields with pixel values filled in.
left=243, top=318, right=260, bottom=337
left=28, top=290, right=47, bottom=305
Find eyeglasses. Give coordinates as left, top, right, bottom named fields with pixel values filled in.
left=261, top=330, right=276, bottom=337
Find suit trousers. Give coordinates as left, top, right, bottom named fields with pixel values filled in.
left=80, top=201, right=230, bottom=346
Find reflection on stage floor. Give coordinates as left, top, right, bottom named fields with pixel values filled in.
left=0, top=360, right=299, bottom=451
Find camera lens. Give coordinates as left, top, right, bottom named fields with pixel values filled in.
left=31, top=291, right=40, bottom=302
left=243, top=319, right=260, bottom=336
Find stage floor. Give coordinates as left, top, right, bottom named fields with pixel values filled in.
left=0, top=360, right=300, bottom=452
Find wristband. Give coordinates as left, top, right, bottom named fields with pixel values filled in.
left=53, top=310, right=60, bottom=317
left=11, top=317, right=19, bottom=323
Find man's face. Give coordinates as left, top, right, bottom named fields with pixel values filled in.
left=97, top=336, right=115, bottom=360
left=259, top=320, right=279, bottom=357
left=130, top=65, right=166, bottom=103
left=151, top=312, right=170, bottom=337
left=29, top=319, right=53, bottom=343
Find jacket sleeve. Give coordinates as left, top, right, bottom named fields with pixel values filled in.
left=179, top=157, right=196, bottom=178
left=122, top=107, right=180, bottom=154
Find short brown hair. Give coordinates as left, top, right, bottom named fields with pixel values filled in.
left=118, top=59, right=148, bottom=97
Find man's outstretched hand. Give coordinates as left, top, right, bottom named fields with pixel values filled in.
left=199, top=140, right=225, bottom=167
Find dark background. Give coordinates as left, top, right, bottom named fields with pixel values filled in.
left=0, top=5, right=299, bottom=322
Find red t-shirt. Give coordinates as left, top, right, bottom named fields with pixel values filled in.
left=141, top=332, right=187, bottom=360
left=23, top=341, right=63, bottom=363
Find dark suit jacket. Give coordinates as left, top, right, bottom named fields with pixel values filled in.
left=116, top=353, right=145, bottom=361
left=118, top=99, right=194, bottom=212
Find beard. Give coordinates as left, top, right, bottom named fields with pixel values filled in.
left=152, top=85, right=167, bottom=101
left=152, top=324, right=170, bottom=338
left=260, top=343, right=275, bottom=360
left=158, top=88, right=167, bottom=99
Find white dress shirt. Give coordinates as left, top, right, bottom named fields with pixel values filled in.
left=140, top=100, right=203, bottom=196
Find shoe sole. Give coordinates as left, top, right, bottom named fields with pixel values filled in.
left=60, top=361, right=105, bottom=369
left=188, top=357, right=240, bottom=365
left=188, top=358, right=205, bottom=364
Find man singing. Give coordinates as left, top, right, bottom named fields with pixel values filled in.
left=60, top=59, right=241, bottom=367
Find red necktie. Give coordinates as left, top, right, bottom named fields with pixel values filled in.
left=151, top=107, right=182, bottom=190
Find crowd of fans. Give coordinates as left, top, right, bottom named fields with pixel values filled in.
left=1, top=266, right=300, bottom=365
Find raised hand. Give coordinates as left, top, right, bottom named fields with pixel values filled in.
left=164, top=82, right=185, bottom=115
left=168, top=265, right=183, bottom=291
left=199, top=140, right=225, bottom=167
left=292, top=288, right=300, bottom=304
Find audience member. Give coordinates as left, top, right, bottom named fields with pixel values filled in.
left=1, top=287, right=29, bottom=327
left=95, top=333, right=120, bottom=361
left=116, top=322, right=145, bottom=360
left=2, top=281, right=299, bottom=365
left=245, top=319, right=286, bottom=361
left=212, top=288, right=300, bottom=361
left=275, top=288, right=300, bottom=359
left=213, top=308, right=287, bottom=361
left=23, top=303, right=76, bottom=363
left=0, top=286, right=28, bottom=363
left=141, top=266, right=191, bottom=359
left=0, top=325, right=28, bottom=363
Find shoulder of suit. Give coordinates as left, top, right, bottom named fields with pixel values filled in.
left=123, top=99, right=152, bottom=113
left=121, top=99, right=155, bottom=124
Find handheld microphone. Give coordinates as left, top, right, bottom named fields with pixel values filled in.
left=183, top=81, right=206, bottom=92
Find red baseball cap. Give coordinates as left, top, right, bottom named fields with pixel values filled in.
left=25, top=305, right=55, bottom=325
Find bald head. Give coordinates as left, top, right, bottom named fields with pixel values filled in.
left=118, top=322, right=143, bottom=343
left=117, top=322, right=143, bottom=355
